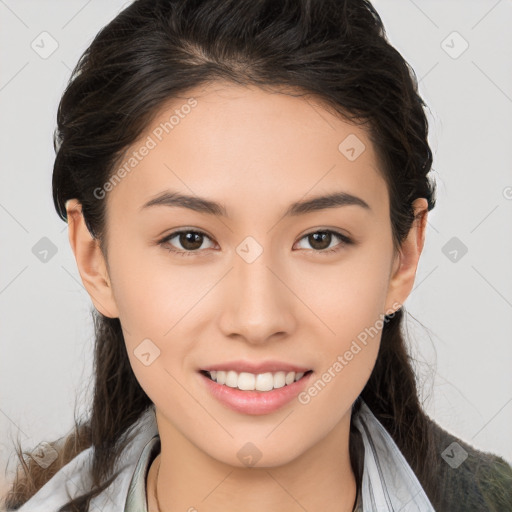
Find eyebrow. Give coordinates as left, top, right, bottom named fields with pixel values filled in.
left=140, top=190, right=371, bottom=218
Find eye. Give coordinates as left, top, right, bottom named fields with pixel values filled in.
left=159, top=229, right=216, bottom=257
left=294, top=229, right=353, bottom=255
left=158, top=228, right=353, bottom=257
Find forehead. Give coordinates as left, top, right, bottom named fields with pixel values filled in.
left=105, top=81, right=388, bottom=220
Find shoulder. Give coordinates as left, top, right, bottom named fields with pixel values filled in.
left=9, top=445, right=97, bottom=511
left=10, top=406, right=158, bottom=512
left=430, top=418, right=512, bottom=512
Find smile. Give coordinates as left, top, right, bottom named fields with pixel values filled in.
left=201, top=369, right=313, bottom=392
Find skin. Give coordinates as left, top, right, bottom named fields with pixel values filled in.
left=66, top=81, right=428, bottom=512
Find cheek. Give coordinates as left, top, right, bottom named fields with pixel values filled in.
left=295, top=245, right=393, bottom=330
left=295, top=245, right=391, bottom=391
left=295, top=264, right=389, bottom=415
left=106, top=243, right=209, bottom=388
left=107, top=240, right=193, bottom=331
left=109, top=228, right=391, bottom=369
left=110, top=230, right=392, bottom=345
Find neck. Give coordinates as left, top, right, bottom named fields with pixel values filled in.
left=147, top=411, right=358, bottom=512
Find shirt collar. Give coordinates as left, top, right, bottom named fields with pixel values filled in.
left=124, top=433, right=161, bottom=511
left=122, top=400, right=432, bottom=511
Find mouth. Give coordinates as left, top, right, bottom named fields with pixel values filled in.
left=199, top=369, right=314, bottom=392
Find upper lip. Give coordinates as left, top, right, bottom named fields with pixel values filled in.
left=200, top=360, right=312, bottom=374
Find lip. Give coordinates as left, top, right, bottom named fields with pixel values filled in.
left=200, top=360, right=312, bottom=374
left=199, top=370, right=313, bottom=415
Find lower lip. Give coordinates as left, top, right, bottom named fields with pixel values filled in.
left=199, top=371, right=313, bottom=415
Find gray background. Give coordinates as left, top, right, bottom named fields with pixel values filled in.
left=1, top=0, right=511, bottom=500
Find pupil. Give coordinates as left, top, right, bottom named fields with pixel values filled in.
left=311, top=232, right=330, bottom=250
left=182, top=232, right=202, bottom=250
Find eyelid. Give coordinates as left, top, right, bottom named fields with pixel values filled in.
left=299, top=227, right=352, bottom=243
left=158, top=229, right=217, bottom=256
left=158, top=227, right=354, bottom=256
left=294, top=229, right=353, bottom=254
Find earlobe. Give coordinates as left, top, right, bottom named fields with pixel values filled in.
left=384, top=198, right=429, bottom=314
left=65, top=199, right=120, bottom=319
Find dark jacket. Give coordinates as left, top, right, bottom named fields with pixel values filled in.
left=429, top=419, right=512, bottom=511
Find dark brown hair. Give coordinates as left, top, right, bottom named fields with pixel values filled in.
left=4, top=0, right=441, bottom=509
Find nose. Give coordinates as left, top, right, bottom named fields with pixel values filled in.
left=217, top=249, right=297, bottom=345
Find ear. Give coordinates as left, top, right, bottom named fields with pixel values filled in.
left=65, top=199, right=120, bottom=318
left=384, top=197, right=429, bottom=314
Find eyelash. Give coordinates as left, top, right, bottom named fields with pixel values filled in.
left=158, top=229, right=353, bottom=257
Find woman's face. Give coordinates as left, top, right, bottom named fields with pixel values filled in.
left=69, top=81, right=425, bottom=468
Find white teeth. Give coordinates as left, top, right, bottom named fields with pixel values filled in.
left=238, top=372, right=256, bottom=390
left=255, top=373, right=274, bottom=391
left=273, top=371, right=286, bottom=389
left=225, top=370, right=239, bottom=388
left=206, top=369, right=309, bottom=391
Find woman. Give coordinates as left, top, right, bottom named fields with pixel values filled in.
left=3, top=0, right=511, bottom=511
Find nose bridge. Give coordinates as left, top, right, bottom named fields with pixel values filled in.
left=219, top=238, right=295, bottom=342
left=236, top=248, right=277, bottom=303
